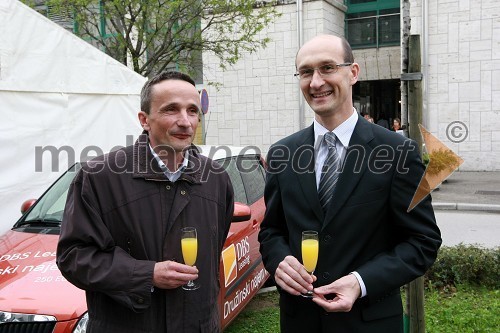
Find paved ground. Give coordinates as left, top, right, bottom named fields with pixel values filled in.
left=436, top=211, right=499, bottom=247
left=430, top=171, right=500, bottom=212
left=430, top=171, right=499, bottom=248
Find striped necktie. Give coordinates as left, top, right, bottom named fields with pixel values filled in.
left=318, top=132, right=341, bottom=212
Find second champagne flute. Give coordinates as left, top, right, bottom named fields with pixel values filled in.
left=181, top=227, right=200, bottom=291
left=301, top=230, right=319, bottom=298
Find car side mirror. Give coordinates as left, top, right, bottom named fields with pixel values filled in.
left=232, top=202, right=252, bottom=222
left=21, top=199, right=37, bottom=214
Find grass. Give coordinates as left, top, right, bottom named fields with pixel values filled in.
left=224, top=285, right=499, bottom=333
left=224, top=290, right=279, bottom=333
left=425, top=285, right=499, bottom=332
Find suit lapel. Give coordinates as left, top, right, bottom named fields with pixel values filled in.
left=323, top=115, right=375, bottom=227
left=294, top=125, right=324, bottom=222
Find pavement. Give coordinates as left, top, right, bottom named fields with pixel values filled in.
left=430, top=171, right=500, bottom=212
left=429, top=171, right=500, bottom=248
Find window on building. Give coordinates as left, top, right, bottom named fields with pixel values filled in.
left=345, top=0, right=400, bottom=49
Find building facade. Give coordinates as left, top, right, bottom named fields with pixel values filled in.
left=202, top=0, right=500, bottom=171
left=410, top=0, right=500, bottom=170
left=31, top=0, right=500, bottom=170
left=202, top=0, right=346, bottom=149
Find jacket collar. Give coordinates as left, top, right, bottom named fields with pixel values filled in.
left=133, top=131, right=203, bottom=184
left=293, top=125, right=324, bottom=221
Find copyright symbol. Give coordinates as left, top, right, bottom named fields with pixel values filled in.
left=446, top=121, right=468, bottom=143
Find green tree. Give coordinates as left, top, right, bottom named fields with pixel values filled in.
left=40, top=0, right=280, bottom=78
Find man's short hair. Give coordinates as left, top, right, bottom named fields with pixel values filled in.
left=140, top=71, right=196, bottom=114
left=341, top=37, right=354, bottom=63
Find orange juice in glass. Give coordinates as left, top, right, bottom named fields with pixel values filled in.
left=181, top=227, right=200, bottom=290
left=301, top=230, right=318, bottom=298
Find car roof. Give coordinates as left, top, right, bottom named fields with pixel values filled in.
left=196, top=145, right=261, bottom=161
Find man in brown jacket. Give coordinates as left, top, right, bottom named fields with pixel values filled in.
left=57, top=71, right=234, bottom=332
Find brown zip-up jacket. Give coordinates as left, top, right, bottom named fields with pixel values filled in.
left=57, top=133, right=234, bottom=332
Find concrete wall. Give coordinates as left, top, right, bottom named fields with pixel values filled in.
left=354, top=46, right=401, bottom=81
left=410, top=0, right=500, bottom=170
left=202, top=0, right=346, bottom=153
left=203, top=0, right=500, bottom=170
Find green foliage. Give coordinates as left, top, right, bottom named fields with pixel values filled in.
left=425, top=285, right=500, bottom=333
left=227, top=245, right=500, bottom=332
left=35, top=0, right=281, bottom=78
left=425, top=244, right=500, bottom=290
left=225, top=307, right=280, bottom=333
left=225, top=291, right=280, bottom=333
left=426, top=148, right=460, bottom=175
left=422, top=152, right=430, bottom=166
left=226, top=285, right=500, bottom=333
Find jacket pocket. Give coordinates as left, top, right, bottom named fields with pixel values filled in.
left=361, top=291, right=403, bottom=321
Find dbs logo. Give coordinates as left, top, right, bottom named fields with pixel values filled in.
left=222, top=244, right=237, bottom=287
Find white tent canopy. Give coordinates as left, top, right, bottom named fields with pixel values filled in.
left=0, top=0, right=147, bottom=233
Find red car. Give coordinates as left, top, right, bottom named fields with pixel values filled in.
left=0, top=145, right=269, bottom=332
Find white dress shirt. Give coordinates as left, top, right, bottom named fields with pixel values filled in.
left=314, top=109, right=358, bottom=189
left=313, top=109, right=367, bottom=298
left=149, top=145, right=189, bottom=182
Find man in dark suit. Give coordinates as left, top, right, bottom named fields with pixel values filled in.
left=258, top=35, right=441, bottom=332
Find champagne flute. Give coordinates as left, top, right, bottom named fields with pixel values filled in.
left=301, top=230, right=319, bottom=298
left=181, top=227, right=200, bottom=291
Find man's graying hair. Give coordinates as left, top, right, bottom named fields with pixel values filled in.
left=140, top=71, right=196, bottom=114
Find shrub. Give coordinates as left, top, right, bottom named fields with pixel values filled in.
left=425, top=148, right=461, bottom=175
left=425, top=244, right=499, bottom=290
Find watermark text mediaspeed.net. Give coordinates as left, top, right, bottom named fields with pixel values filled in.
left=33, top=121, right=467, bottom=210
left=35, top=136, right=419, bottom=177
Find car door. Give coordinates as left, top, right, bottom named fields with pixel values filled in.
left=217, top=154, right=269, bottom=329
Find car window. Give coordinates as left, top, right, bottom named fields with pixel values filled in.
left=21, top=164, right=81, bottom=224
left=238, top=157, right=265, bottom=205
left=217, top=157, right=248, bottom=204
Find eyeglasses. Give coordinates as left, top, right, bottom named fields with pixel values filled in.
left=294, top=63, right=352, bottom=80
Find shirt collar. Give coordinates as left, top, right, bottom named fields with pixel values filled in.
left=314, top=108, right=359, bottom=150
left=149, top=144, right=189, bottom=175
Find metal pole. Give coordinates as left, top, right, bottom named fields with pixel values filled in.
left=421, top=0, right=429, bottom=127
left=400, top=0, right=411, bottom=134
left=297, top=0, right=305, bottom=130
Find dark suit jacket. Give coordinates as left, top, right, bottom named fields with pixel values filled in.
left=259, top=115, right=441, bottom=332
